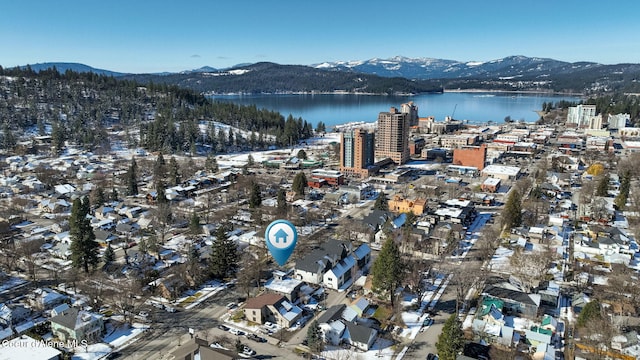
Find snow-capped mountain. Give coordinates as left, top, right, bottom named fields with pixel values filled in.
left=313, top=55, right=602, bottom=80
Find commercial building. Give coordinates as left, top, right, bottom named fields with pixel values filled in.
left=607, top=113, right=630, bottom=129
left=438, top=134, right=479, bottom=148
left=340, top=128, right=376, bottom=178
left=388, top=195, right=427, bottom=215
left=311, top=169, right=344, bottom=186
left=567, top=104, right=600, bottom=129
left=481, top=165, right=521, bottom=181
left=375, top=107, right=410, bottom=165
left=452, top=144, right=487, bottom=170
left=481, top=177, right=501, bottom=193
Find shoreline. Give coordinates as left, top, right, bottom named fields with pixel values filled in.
left=443, top=88, right=584, bottom=97
left=207, top=89, right=584, bottom=97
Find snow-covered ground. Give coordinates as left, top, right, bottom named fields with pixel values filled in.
left=71, top=322, right=148, bottom=360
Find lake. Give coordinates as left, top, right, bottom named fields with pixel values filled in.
left=208, top=92, right=581, bottom=128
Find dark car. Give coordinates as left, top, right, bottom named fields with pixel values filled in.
left=247, top=333, right=267, bottom=343
left=217, top=324, right=229, bottom=331
left=427, top=354, right=438, bottom=360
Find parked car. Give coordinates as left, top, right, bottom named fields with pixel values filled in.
left=242, top=346, right=256, bottom=356
left=229, top=327, right=245, bottom=336
left=217, top=324, right=229, bottom=331
left=247, top=333, right=267, bottom=343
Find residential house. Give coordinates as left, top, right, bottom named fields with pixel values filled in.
left=243, top=293, right=302, bottom=328
left=344, top=321, right=377, bottom=351
left=295, top=240, right=371, bottom=290
left=29, top=288, right=68, bottom=310
left=0, top=335, right=62, bottom=360
left=317, top=305, right=348, bottom=346
left=264, top=271, right=304, bottom=303
left=0, top=303, right=31, bottom=327
left=50, top=307, right=104, bottom=344
left=482, top=284, right=541, bottom=318
left=155, top=274, right=189, bottom=300
left=171, top=337, right=238, bottom=360
left=317, top=304, right=378, bottom=351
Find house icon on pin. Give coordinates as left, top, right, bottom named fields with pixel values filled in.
left=274, top=228, right=288, bottom=244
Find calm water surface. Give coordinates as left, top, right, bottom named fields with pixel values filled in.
left=209, top=92, right=581, bottom=128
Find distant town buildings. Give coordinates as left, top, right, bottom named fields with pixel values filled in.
left=400, top=101, right=419, bottom=127
left=375, top=107, right=410, bottom=165
left=567, top=104, right=602, bottom=129
left=608, top=113, right=630, bottom=129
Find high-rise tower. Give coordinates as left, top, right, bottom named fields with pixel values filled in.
left=340, top=128, right=375, bottom=178
left=375, top=107, right=410, bottom=165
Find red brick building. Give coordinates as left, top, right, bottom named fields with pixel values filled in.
left=452, top=144, right=487, bottom=170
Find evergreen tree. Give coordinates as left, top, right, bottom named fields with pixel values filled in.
left=188, top=243, right=200, bottom=264
left=92, top=187, right=106, bottom=207
left=596, top=172, right=610, bottom=197
left=614, top=171, right=631, bottom=209
left=371, top=238, right=403, bottom=306
left=247, top=154, right=255, bottom=167
left=292, top=171, right=308, bottom=197
left=205, top=154, right=219, bottom=173
left=154, top=152, right=166, bottom=179
left=168, top=156, right=181, bottom=186
left=435, top=314, right=465, bottom=360
left=103, top=243, right=115, bottom=266
left=208, top=224, right=239, bottom=279
left=374, top=192, right=389, bottom=211
left=297, top=149, right=308, bottom=160
left=577, top=299, right=601, bottom=328
left=501, top=189, right=522, bottom=231
left=69, top=197, right=99, bottom=273
left=189, top=211, right=201, bottom=235
left=316, top=121, right=326, bottom=133
left=156, top=181, right=168, bottom=204
left=277, top=188, right=287, bottom=215
left=249, top=182, right=262, bottom=209
left=306, top=320, right=324, bottom=354
left=126, top=157, right=138, bottom=196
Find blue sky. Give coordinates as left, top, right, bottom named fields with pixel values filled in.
left=2, top=0, right=639, bottom=73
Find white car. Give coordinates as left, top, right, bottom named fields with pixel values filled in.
left=228, top=327, right=245, bottom=336
left=242, top=346, right=256, bottom=356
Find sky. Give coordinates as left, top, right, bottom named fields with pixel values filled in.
left=2, top=0, right=640, bottom=74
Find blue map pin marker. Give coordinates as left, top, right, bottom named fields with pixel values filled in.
left=265, top=219, right=298, bottom=266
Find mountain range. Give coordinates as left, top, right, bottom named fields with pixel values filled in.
left=15, top=55, right=640, bottom=94
left=313, top=55, right=602, bottom=80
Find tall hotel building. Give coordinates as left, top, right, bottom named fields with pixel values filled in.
left=340, top=128, right=375, bottom=178
left=375, top=107, right=410, bottom=165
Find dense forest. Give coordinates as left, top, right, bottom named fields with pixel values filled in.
left=0, top=65, right=316, bottom=155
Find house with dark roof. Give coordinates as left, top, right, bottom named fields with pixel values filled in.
left=344, top=321, right=377, bottom=351
left=0, top=303, right=30, bottom=327
left=171, top=337, right=240, bottom=360
left=316, top=304, right=378, bottom=351
left=482, top=284, right=541, bottom=318
left=294, top=239, right=371, bottom=290
left=243, top=293, right=302, bottom=328
left=50, top=307, right=103, bottom=344
left=318, top=305, right=347, bottom=346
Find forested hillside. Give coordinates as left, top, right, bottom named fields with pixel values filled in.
left=0, top=66, right=315, bottom=155
left=125, top=62, right=444, bottom=95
